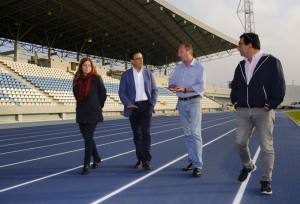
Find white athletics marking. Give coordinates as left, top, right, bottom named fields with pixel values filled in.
left=0, top=135, right=184, bottom=193
left=0, top=120, right=234, bottom=193
left=91, top=129, right=236, bottom=204
left=232, top=146, right=260, bottom=204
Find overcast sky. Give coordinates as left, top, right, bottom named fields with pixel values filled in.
left=166, top=0, right=300, bottom=87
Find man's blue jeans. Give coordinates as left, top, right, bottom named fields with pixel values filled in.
left=177, top=97, right=203, bottom=168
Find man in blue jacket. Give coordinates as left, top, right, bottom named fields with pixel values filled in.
left=230, top=33, right=285, bottom=195
left=119, top=51, right=158, bottom=170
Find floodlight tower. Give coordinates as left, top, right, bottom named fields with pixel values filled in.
left=237, top=0, right=255, bottom=33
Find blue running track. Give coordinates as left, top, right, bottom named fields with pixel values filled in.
left=0, top=111, right=299, bottom=204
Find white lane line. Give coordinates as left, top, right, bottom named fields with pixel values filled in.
left=0, top=119, right=176, bottom=141
left=0, top=115, right=232, bottom=143
left=0, top=135, right=184, bottom=193
left=0, top=125, right=128, bottom=142
left=0, top=122, right=174, bottom=147
left=232, top=146, right=260, bottom=204
left=0, top=123, right=235, bottom=193
left=0, top=138, right=131, bottom=168
left=0, top=127, right=180, bottom=155
left=0, top=119, right=233, bottom=156
left=91, top=129, right=236, bottom=204
left=0, top=127, right=182, bottom=168
left=91, top=154, right=187, bottom=204
left=203, top=119, right=235, bottom=130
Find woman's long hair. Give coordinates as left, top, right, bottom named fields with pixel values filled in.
left=73, top=58, right=101, bottom=86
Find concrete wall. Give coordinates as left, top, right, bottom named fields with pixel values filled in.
left=0, top=104, right=179, bottom=123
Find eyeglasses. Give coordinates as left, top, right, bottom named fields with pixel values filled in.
left=133, top=57, right=143, bottom=60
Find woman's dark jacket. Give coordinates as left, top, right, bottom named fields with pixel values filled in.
left=230, top=54, right=285, bottom=109
left=73, top=76, right=107, bottom=123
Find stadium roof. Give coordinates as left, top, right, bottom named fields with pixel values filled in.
left=0, top=0, right=238, bottom=66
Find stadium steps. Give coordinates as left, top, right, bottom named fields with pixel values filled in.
left=0, top=62, right=58, bottom=104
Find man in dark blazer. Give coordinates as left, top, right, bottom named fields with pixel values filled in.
left=119, top=51, right=158, bottom=170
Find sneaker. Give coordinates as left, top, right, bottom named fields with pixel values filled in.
left=182, top=163, right=193, bottom=171
left=192, top=168, right=202, bottom=177
left=260, top=181, right=272, bottom=195
left=82, top=164, right=89, bottom=175
left=238, top=164, right=257, bottom=182
left=134, top=161, right=142, bottom=169
left=142, top=161, right=152, bottom=170
left=92, top=156, right=101, bottom=169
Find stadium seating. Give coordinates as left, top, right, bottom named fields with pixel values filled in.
left=0, top=64, right=53, bottom=106
left=2, top=60, right=76, bottom=106
left=0, top=59, right=222, bottom=111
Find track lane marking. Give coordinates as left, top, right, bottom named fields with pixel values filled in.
left=0, top=126, right=184, bottom=167
left=232, top=146, right=260, bottom=204
left=91, top=129, right=236, bottom=204
left=0, top=122, right=177, bottom=147
left=0, top=135, right=184, bottom=193
left=0, top=121, right=235, bottom=193
left=0, top=119, right=234, bottom=156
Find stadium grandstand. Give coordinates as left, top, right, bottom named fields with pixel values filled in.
left=0, top=0, right=265, bottom=123
left=0, top=59, right=230, bottom=123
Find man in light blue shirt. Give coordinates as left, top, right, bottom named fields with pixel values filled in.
left=169, top=43, right=206, bottom=177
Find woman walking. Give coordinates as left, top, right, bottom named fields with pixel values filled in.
left=73, top=58, right=107, bottom=175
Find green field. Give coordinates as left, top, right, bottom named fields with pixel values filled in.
left=286, top=110, right=300, bottom=124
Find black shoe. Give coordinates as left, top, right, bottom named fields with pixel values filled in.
left=91, top=163, right=99, bottom=169
left=192, top=168, right=202, bottom=177
left=238, top=164, right=256, bottom=182
left=82, top=165, right=89, bottom=175
left=94, top=156, right=101, bottom=164
left=134, top=161, right=143, bottom=169
left=92, top=156, right=101, bottom=169
left=182, top=163, right=193, bottom=171
left=142, top=161, right=152, bottom=170
left=260, top=181, right=272, bottom=195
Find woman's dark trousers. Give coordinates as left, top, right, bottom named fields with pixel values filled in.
left=79, top=122, right=99, bottom=165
